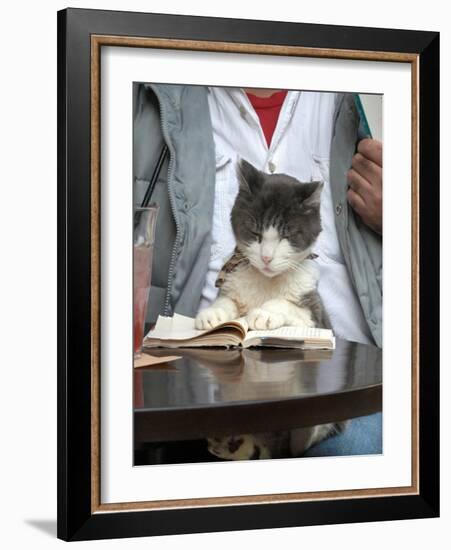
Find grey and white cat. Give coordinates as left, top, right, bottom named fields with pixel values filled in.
left=195, top=160, right=343, bottom=460
left=196, top=159, right=331, bottom=333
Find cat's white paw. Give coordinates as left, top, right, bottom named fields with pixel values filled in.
left=292, top=309, right=315, bottom=328
left=247, top=308, right=285, bottom=330
left=195, top=307, right=230, bottom=330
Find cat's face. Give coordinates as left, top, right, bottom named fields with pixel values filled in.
left=231, top=159, right=323, bottom=278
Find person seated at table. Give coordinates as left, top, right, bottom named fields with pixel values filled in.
left=133, top=83, right=383, bottom=458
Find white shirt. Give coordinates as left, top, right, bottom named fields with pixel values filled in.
left=199, top=87, right=372, bottom=345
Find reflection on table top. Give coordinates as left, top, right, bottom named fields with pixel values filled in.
left=134, top=339, right=382, bottom=411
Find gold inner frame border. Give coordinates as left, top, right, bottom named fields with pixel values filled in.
left=90, top=34, right=420, bottom=514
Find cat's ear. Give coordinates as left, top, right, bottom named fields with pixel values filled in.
left=301, top=181, right=323, bottom=209
left=236, top=158, right=264, bottom=194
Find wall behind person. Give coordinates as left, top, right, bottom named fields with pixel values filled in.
left=360, top=94, right=383, bottom=141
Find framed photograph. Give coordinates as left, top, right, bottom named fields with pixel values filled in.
left=57, top=7, right=439, bottom=541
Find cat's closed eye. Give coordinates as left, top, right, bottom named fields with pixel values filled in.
left=285, top=225, right=302, bottom=238
left=248, top=229, right=261, bottom=241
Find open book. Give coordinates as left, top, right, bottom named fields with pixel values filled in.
left=144, top=314, right=335, bottom=350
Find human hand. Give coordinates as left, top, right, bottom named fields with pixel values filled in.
left=346, top=138, right=383, bottom=235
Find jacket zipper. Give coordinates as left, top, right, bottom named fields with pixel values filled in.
left=150, top=86, right=180, bottom=316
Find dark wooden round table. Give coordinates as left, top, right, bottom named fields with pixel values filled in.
left=134, top=339, right=382, bottom=453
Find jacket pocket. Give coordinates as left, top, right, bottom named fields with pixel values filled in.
left=311, top=154, right=330, bottom=183
left=311, top=155, right=345, bottom=265
left=210, top=154, right=237, bottom=263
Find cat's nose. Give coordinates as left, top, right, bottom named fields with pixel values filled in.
left=262, top=255, right=272, bottom=265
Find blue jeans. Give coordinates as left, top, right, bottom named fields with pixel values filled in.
left=303, top=413, right=382, bottom=457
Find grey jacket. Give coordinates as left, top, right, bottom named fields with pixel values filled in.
left=133, top=84, right=383, bottom=347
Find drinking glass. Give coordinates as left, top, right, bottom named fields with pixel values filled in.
left=133, top=205, right=158, bottom=360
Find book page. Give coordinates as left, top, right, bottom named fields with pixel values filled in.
left=243, top=325, right=333, bottom=344
left=144, top=314, right=248, bottom=343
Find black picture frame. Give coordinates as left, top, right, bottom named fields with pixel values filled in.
left=57, top=7, right=439, bottom=541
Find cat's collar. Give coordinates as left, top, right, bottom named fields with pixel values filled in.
left=215, top=248, right=249, bottom=288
